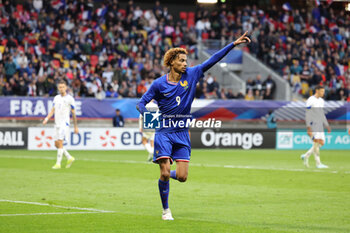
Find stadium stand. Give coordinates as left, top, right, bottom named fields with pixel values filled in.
left=194, top=3, right=349, bottom=100
left=0, top=1, right=349, bottom=101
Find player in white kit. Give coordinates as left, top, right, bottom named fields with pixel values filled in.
left=139, top=100, right=157, bottom=162
left=43, top=80, right=79, bottom=169
left=301, top=85, right=331, bottom=169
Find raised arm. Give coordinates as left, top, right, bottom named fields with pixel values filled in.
left=200, top=31, right=251, bottom=72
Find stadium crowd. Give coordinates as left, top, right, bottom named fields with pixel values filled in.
left=0, top=0, right=349, bottom=101
left=201, top=3, right=349, bottom=100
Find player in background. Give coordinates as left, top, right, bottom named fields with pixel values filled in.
left=137, top=32, right=250, bottom=220
left=301, top=85, right=331, bottom=168
left=139, top=100, right=158, bottom=162
left=43, top=80, right=79, bottom=169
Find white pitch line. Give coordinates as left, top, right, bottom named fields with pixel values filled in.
left=0, top=200, right=115, bottom=213
left=0, top=155, right=348, bottom=174
left=0, top=212, right=105, bottom=217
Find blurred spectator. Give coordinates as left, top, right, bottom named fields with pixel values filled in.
left=266, top=110, right=277, bottom=129
left=245, top=89, right=254, bottom=101
left=262, top=75, right=276, bottom=95
left=5, top=56, right=16, bottom=79
left=0, top=1, right=348, bottom=101
left=137, top=80, right=147, bottom=98
left=95, top=87, right=106, bottom=101
left=226, top=89, right=235, bottom=99
left=28, top=81, right=37, bottom=97
left=254, top=75, right=263, bottom=91
left=113, top=109, right=124, bottom=127
left=208, top=76, right=219, bottom=94
left=254, top=89, right=262, bottom=100
left=290, top=60, right=303, bottom=75
left=106, top=86, right=118, bottom=98
left=246, top=78, right=255, bottom=91
left=219, top=88, right=227, bottom=99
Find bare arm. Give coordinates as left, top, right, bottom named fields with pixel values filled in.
left=43, top=107, right=55, bottom=125
left=139, top=115, right=143, bottom=133
left=307, top=126, right=312, bottom=138
left=71, top=109, right=79, bottom=134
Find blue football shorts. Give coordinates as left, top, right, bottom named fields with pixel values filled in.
left=153, top=130, right=191, bottom=164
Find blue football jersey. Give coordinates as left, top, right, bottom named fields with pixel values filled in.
left=137, top=42, right=235, bottom=133
left=140, top=65, right=203, bottom=133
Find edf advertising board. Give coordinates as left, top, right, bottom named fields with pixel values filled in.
left=28, top=127, right=143, bottom=150
left=276, top=130, right=350, bottom=150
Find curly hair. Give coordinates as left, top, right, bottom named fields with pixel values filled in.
left=163, top=48, right=188, bottom=68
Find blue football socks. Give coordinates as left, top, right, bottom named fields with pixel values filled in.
left=158, top=179, right=169, bottom=209
left=170, top=170, right=177, bottom=180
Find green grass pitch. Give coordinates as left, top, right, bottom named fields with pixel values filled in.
left=0, top=149, right=349, bottom=233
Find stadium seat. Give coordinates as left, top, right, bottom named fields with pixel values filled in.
left=165, top=38, right=172, bottom=47
left=119, top=9, right=126, bottom=17
left=187, top=19, right=195, bottom=28
left=50, top=36, right=59, bottom=42
left=90, top=55, right=99, bottom=67
left=242, top=47, right=250, bottom=52
left=179, top=12, right=187, bottom=20
left=63, top=60, right=70, bottom=68
left=31, top=12, right=38, bottom=19
left=29, top=47, right=35, bottom=54
left=52, top=60, right=60, bottom=68
left=18, top=46, right=24, bottom=53
left=71, top=60, right=78, bottom=68
left=139, top=30, right=147, bottom=39
left=13, top=11, right=20, bottom=19
left=16, top=4, right=23, bottom=12
left=39, top=47, right=46, bottom=54
left=188, top=12, right=195, bottom=20
left=1, top=17, right=8, bottom=24
left=301, top=82, right=309, bottom=95
left=202, top=32, right=209, bottom=40
left=66, top=71, right=74, bottom=79
left=53, top=53, right=63, bottom=61
left=49, top=40, right=56, bottom=48
left=108, top=55, right=114, bottom=62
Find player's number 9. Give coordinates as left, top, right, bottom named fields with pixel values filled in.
left=176, top=96, right=181, bottom=106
